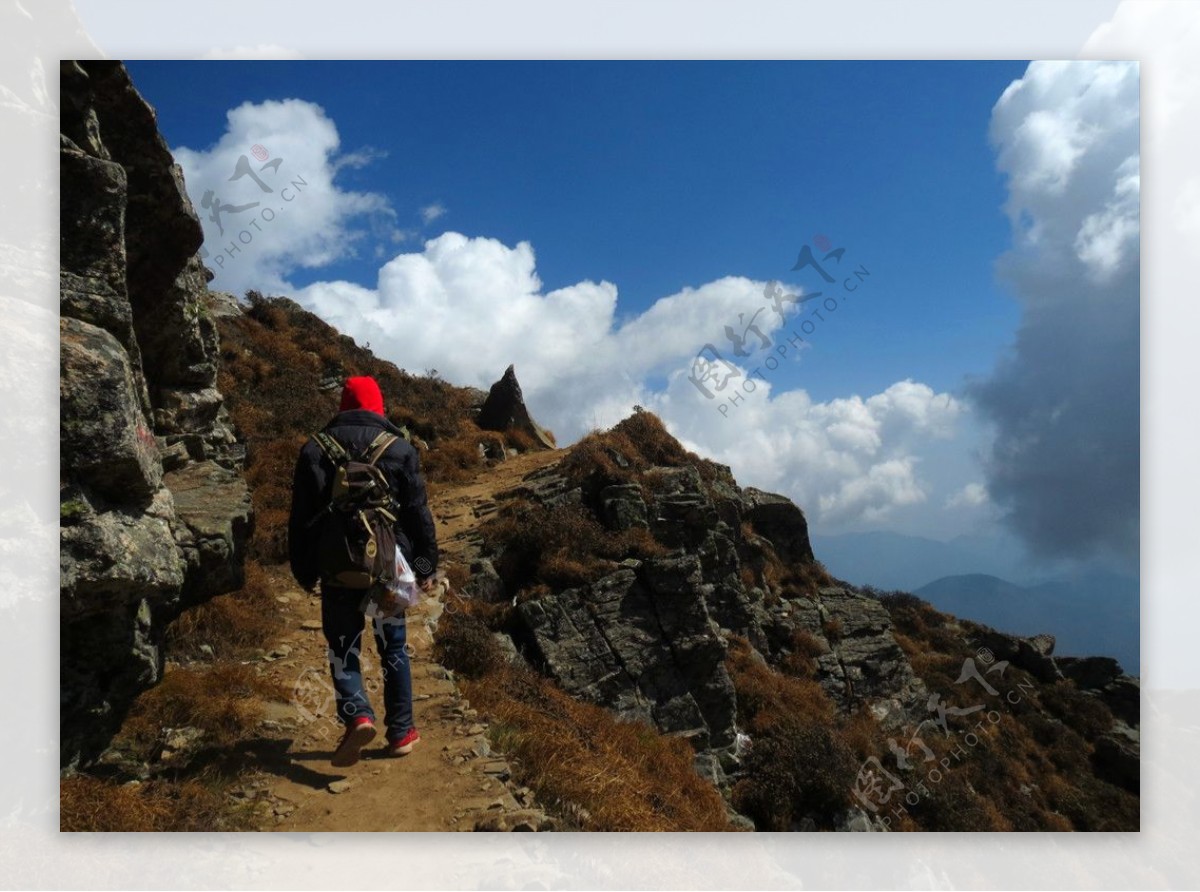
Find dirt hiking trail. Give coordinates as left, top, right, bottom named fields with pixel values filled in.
left=244, top=448, right=562, bottom=832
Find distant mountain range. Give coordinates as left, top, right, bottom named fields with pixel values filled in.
left=811, top=530, right=1032, bottom=591
left=812, top=531, right=1139, bottom=674
left=914, top=573, right=1139, bottom=674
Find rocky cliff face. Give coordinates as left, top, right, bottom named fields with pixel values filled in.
left=59, top=61, right=251, bottom=770
left=460, top=410, right=1139, bottom=829
left=475, top=415, right=928, bottom=770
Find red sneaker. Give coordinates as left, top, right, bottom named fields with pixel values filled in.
left=389, top=727, right=420, bottom=756
left=331, top=716, right=376, bottom=767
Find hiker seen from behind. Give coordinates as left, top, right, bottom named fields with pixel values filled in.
left=288, top=376, right=439, bottom=767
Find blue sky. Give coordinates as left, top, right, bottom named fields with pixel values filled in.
left=123, top=60, right=1138, bottom=567
left=128, top=60, right=1025, bottom=404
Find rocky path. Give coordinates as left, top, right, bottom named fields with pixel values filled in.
left=243, top=449, right=562, bottom=832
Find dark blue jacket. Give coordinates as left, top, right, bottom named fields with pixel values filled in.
left=288, top=409, right=438, bottom=590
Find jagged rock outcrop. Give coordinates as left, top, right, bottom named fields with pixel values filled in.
left=442, top=402, right=1140, bottom=829
left=516, top=557, right=738, bottom=750
left=477, top=365, right=556, bottom=448
left=969, top=625, right=1064, bottom=683
left=739, top=487, right=816, bottom=565
left=59, top=61, right=251, bottom=770
left=498, top=449, right=926, bottom=757
left=1057, top=655, right=1140, bottom=726
left=1055, top=654, right=1140, bottom=791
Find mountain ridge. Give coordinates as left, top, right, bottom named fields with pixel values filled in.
left=59, top=60, right=1140, bottom=833
left=915, top=571, right=1139, bottom=674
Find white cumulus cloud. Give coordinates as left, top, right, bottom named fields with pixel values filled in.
left=173, top=99, right=397, bottom=296
left=178, top=98, right=969, bottom=532
left=293, top=231, right=963, bottom=531
left=651, top=374, right=961, bottom=528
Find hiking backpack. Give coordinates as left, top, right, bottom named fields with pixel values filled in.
left=307, top=430, right=401, bottom=590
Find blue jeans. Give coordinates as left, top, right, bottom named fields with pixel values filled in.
left=321, top=586, right=414, bottom=741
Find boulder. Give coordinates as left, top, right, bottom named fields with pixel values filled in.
left=1056, top=657, right=1141, bottom=728
left=137, top=255, right=221, bottom=391
left=970, top=627, right=1063, bottom=683
left=61, top=596, right=165, bottom=770
left=650, top=490, right=720, bottom=549
left=514, top=560, right=738, bottom=750
left=739, top=487, right=816, bottom=565
left=60, top=317, right=161, bottom=504
left=152, top=385, right=224, bottom=436
left=473, top=808, right=556, bottom=832
left=164, top=460, right=253, bottom=606
left=1101, top=675, right=1141, bottom=728
left=204, top=290, right=243, bottom=319
left=780, top=586, right=927, bottom=720
left=1057, top=655, right=1121, bottom=690
left=495, top=426, right=926, bottom=751
left=598, top=483, right=648, bottom=531
left=488, top=409, right=930, bottom=765
left=58, top=145, right=137, bottom=355
left=77, top=61, right=204, bottom=310
left=59, top=61, right=109, bottom=160
left=60, top=487, right=184, bottom=620
left=1091, top=722, right=1140, bottom=793
left=462, top=558, right=506, bottom=603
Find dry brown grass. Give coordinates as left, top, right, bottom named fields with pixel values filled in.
left=116, top=663, right=287, bottom=761
left=872, top=588, right=1140, bottom=831
left=779, top=628, right=826, bottom=679
left=837, top=708, right=887, bottom=762
left=482, top=499, right=667, bottom=593
left=166, top=561, right=283, bottom=660
left=434, top=609, right=507, bottom=680
left=420, top=431, right=488, bottom=486
left=726, top=636, right=835, bottom=729
left=559, top=408, right=723, bottom=492
left=241, top=436, right=307, bottom=562
left=64, top=662, right=285, bottom=831
left=60, top=775, right=246, bottom=832
left=461, top=664, right=732, bottom=831
left=433, top=593, right=730, bottom=831
left=503, top=428, right=541, bottom=453
left=725, top=636, right=896, bottom=830
left=739, top=564, right=758, bottom=591
left=738, top=520, right=830, bottom=601
left=786, top=559, right=834, bottom=598
left=443, top=561, right=471, bottom=594
left=731, top=714, right=858, bottom=830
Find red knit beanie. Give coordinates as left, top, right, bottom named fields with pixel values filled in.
left=339, top=376, right=385, bottom=414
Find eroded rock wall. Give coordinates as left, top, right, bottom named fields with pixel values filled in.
left=59, top=61, right=251, bottom=770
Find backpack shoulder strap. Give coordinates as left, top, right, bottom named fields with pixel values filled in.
left=312, top=431, right=350, bottom=465
left=366, top=431, right=400, bottom=466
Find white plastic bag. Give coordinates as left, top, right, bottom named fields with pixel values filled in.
left=388, top=547, right=421, bottom=609
left=361, top=549, right=421, bottom=618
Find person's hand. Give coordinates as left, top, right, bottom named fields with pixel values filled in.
left=418, top=576, right=437, bottom=593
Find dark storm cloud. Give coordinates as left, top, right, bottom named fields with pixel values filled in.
left=972, top=61, right=1139, bottom=562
